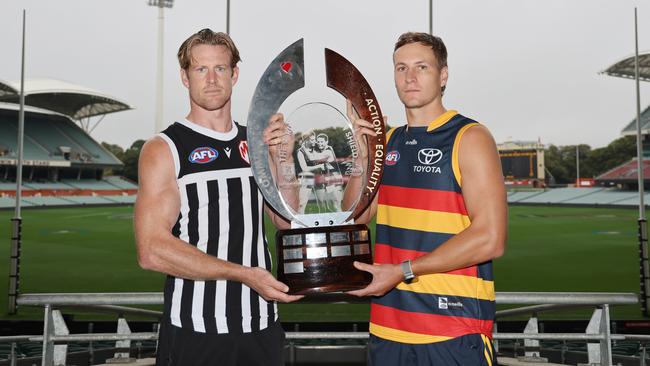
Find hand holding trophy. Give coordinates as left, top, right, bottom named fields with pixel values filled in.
left=248, top=39, right=386, bottom=298
left=263, top=113, right=299, bottom=191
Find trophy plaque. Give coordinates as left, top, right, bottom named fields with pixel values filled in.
left=247, top=39, right=385, bottom=296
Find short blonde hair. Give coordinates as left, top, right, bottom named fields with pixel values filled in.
left=177, top=28, right=241, bottom=70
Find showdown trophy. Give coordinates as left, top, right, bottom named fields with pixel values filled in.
left=247, top=39, right=385, bottom=296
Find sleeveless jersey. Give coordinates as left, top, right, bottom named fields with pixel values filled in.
left=159, top=119, right=277, bottom=334
left=370, top=110, right=495, bottom=344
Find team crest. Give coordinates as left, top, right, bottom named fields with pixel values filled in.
left=239, top=141, right=249, bottom=164
left=385, top=151, right=400, bottom=166
left=189, top=147, right=218, bottom=164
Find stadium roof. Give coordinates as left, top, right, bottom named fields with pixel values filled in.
left=0, top=79, right=17, bottom=99
left=621, top=105, right=650, bottom=136
left=600, top=51, right=650, bottom=81
left=0, top=101, right=66, bottom=116
left=0, top=78, right=133, bottom=120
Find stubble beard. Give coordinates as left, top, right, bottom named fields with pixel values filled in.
left=191, top=90, right=231, bottom=112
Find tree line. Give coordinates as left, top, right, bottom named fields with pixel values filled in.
left=101, top=140, right=145, bottom=182
left=544, top=135, right=636, bottom=184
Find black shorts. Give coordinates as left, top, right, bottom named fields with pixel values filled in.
left=156, top=320, right=285, bottom=366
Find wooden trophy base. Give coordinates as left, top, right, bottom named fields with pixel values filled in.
left=276, top=224, right=373, bottom=297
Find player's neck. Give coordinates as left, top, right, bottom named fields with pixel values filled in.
left=186, top=102, right=234, bottom=133
left=405, top=101, right=446, bottom=128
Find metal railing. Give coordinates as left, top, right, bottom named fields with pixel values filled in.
left=4, top=291, right=641, bottom=366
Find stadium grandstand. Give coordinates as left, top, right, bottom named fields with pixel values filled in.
left=0, top=78, right=136, bottom=209
left=504, top=105, right=650, bottom=207
left=499, top=108, right=650, bottom=207
left=497, top=139, right=546, bottom=188
left=595, top=105, right=650, bottom=189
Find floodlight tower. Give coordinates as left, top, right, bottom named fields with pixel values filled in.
left=148, top=0, right=174, bottom=134
left=429, top=0, right=433, bottom=35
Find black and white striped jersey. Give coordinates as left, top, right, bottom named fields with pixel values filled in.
left=158, top=119, right=277, bottom=334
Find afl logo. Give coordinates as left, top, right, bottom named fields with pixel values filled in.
left=418, top=148, right=443, bottom=165
left=385, top=151, right=400, bottom=166
left=189, top=147, right=218, bottom=164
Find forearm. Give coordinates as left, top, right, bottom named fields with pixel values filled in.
left=272, top=157, right=299, bottom=211
left=342, top=173, right=364, bottom=212
left=137, top=233, right=251, bottom=282
left=410, top=222, right=506, bottom=276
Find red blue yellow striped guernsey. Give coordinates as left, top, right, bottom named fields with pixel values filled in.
left=370, top=110, right=495, bottom=344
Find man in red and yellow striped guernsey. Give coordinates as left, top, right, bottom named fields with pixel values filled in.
left=347, top=32, right=507, bottom=365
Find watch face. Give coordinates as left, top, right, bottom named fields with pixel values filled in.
left=401, top=260, right=415, bottom=282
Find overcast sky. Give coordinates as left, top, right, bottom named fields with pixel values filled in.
left=2, top=0, right=650, bottom=149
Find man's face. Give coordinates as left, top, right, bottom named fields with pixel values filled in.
left=181, top=44, right=239, bottom=111
left=393, top=42, right=448, bottom=110
left=316, top=137, right=327, bottom=150
left=304, top=135, right=316, bottom=148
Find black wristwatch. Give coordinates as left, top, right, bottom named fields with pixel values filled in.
left=400, top=260, right=415, bottom=283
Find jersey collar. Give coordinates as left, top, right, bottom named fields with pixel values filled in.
left=178, top=119, right=239, bottom=141
left=426, top=110, right=458, bottom=132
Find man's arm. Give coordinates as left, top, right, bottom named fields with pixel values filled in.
left=348, top=125, right=507, bottom=296
left=134, top=137, right=301, bottom=302
left=297, top=150, right=324, bottom=173
left=324, top=147, right=336, bottom=163
left=263, top=113, right=300, bottom=229
left=342, top=100, right=380, bottom=220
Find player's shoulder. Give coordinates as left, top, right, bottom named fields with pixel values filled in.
left=461, top=123, right=494, bottom=146
left=142, top=135, right=168, bottom=153
left=140, top=136, right=173, bottom=165
left=234, top=120, right=247, bottom=135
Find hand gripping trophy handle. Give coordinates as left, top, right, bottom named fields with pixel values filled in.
left=277, top=126, right=300, bottom=189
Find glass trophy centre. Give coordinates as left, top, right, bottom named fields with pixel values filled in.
left=247, top=39, right=385, bottom=296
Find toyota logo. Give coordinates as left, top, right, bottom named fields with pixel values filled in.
left=418, top=148, right=443, bottom=165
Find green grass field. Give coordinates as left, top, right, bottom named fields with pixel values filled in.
left=0, top=204, right=642, bottom=321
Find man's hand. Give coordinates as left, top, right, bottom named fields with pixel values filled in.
left=346, top=261, right=403, bottom=297
left=263, top=113, right=295, bottom=164
left=341, top=99, right=384, bottom=217
left=346, top=100, right=377, bottom=163
left=243, top=267, right=304, bottom=303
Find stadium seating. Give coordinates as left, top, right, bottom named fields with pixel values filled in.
left=0, top=196, right=22, bottom=208
left=561, top=188, right=639, bottom=205
left=0, top=107, right=121, bottom=165
left=23, top=181, right=76, bottom=190
left=506, top=191, right=545, bottom=202
left=22, top=196, right=76, bottom=207
left=0, top=178, right=136, bottom=208
left=101, top=195, right=136, bottom=204
left=54, top=118, right=120, bottom=164
left=61, top=195, right=118, bottom=205
left=103, top=176, right=138, bottom=189
left=0, top=116, right=54, bottom=162
left=0, top=182, right=25, bottom=190
left=507, top=187, right=650, bottom=207
left=60, top=179, right=123, bottom=190
left=608, top=193, right=650, bottom=206
left=514, top=188, right=604, bottom=204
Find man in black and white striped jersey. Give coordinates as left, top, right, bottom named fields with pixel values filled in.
left=135, top=28, right=302, bottom=366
